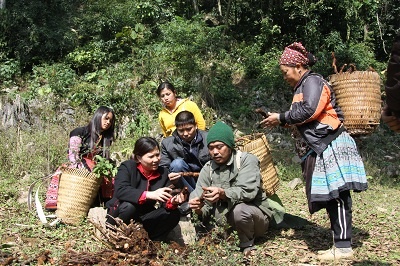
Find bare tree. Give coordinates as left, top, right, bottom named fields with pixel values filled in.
left=192, top=0, right=199, bottom=14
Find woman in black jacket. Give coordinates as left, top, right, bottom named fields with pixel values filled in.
left=106, top=137, right=186, bottom=240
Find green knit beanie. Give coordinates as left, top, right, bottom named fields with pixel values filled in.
left=207, top=121, right=235, bottom=148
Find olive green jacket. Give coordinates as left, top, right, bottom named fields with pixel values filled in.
left=189, top=150, right=285, bottom=224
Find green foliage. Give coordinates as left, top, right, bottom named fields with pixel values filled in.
left=132, top=0, right=175, bottom=25
left=125, top=113, right=153, bottom=139
left=66, top=40, right=113, bottom=73
left=0, top=59, right=20, bottom=85
left=115, top=24, right=147, bottom=46
left=151, top=16, right=228, bottom=83
left=26, top=63, right=77, bottom=99
left=1, top=0, right=79, bottom=69
left=92, top=155, right=117, bottom=180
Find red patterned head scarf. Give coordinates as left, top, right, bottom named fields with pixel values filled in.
left=279, top=42, right=309, bottom=66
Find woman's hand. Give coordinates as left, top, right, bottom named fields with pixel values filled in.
left=146, top=187, right=172, bottom=202
left=170, top=190, right=188, bottom=205
left=260, top=112, right=280, bottom=128
left=168, top=172, right=181, bottom=182
left=201, top=186, right=226, bottom=203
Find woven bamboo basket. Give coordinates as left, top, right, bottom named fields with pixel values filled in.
left=56, top=168, right=102, bottom=224
left=329, top=71, right=382, bottom=136
left=236, top=133, right=279, bottom=196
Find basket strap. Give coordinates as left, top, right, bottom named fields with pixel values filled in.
left=34, top=182, right=60, bottom=226
left=28, top=171, right=61, bottom=226
left=27, top=173, right=54, bottom=211
left=235, top=150, right=242, bottom=170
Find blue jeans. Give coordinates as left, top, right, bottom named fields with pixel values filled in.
left=169, top=158, right=197, bottom=192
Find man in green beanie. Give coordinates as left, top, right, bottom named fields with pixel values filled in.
left=188, top=121, right=278, bottom=256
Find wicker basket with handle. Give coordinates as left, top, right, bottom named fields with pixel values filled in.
left=56, top=168, right=102, bottom=224
left=329, top=70, right=382, bottom=136
left=236, top=133, right=279, bottom=196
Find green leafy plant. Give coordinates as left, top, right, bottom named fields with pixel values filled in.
left=92, top=155, right=118, bottom=180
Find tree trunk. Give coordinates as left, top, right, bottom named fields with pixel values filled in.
left=224, top=0, right=233, bottom=29
left=217, top=0, right=222, bottom=16
left=192, top=0, right=199, bottom=14
left=0, top=0, right=5, bottom=9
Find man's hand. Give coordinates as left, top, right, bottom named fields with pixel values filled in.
left=168, top=172, right=182, bottom=182
left=189, top=197, right=204, bottom=211
left=146, top=187, right=172, bottom=202
left=382, top=105, right=400, bottom=133
left=201, top=186, right=226, bottom=203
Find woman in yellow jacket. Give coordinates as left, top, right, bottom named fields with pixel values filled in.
left=156, top=81, right=206, bottom=137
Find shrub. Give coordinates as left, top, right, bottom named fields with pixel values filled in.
left=0, top=59, right=20, bottom=84
left=25, top=63, right=77, bottom=100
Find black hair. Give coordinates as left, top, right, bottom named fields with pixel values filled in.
left=156, top=81, right=177, bottom=97
left=307, top=52, right=317, bottom=67
left=86, top=106, right=116, bottom=159
left=175, top=111, right=196, bottom=127
left=132, top=137, right=160, bottom=161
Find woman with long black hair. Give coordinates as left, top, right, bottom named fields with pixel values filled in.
left=45, top=106, right=116, bottom=210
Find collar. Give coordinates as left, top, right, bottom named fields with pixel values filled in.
left=293, top=70, right=312, bottom=91
left=137, top=163, right=160, bottom=180
left=163, top=98, right=188, bottom=114
left=174, top=129, right=201, bottom=145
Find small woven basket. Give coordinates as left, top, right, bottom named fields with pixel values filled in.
left=236, top=133, right=279, bottom=196
left=329, top=71, right=382, bottom=136
left=56, top=168, right=102, bottom=224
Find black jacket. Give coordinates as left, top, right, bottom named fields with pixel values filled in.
left=106, top=160, right=171, bottom=214
left=279, top=71, right=344, bottom=155
left=160, top=129, right=210, bottom=171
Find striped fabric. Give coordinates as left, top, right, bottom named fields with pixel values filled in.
left=310, top=131, right=368, bottom=202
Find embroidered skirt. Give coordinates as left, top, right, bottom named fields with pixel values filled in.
left=310, top=131, right=368, bottom=206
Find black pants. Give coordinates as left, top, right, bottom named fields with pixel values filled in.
left=107, top=201, right=181, bottom=240
left=302, top=154, right=352, bottom=248
left=326, top=190, right=352, bottom=248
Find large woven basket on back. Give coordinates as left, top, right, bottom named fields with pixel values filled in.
left=236, top=133, right=279, bottom=196
left=56, top=168, right=102, bottom=224
left=329, top=71, right=382, bottom=136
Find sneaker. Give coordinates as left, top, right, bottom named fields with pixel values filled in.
left=317, top=247, right=334, bottom=254
left=317, top=247, right=354, bottom=261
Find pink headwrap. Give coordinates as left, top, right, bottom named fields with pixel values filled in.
left=279, top=42, right=309, bottom=66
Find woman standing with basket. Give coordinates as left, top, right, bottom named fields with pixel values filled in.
left=45, top=106, right=116, bottom=211
left=261, top=42, right=368, bottom=261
